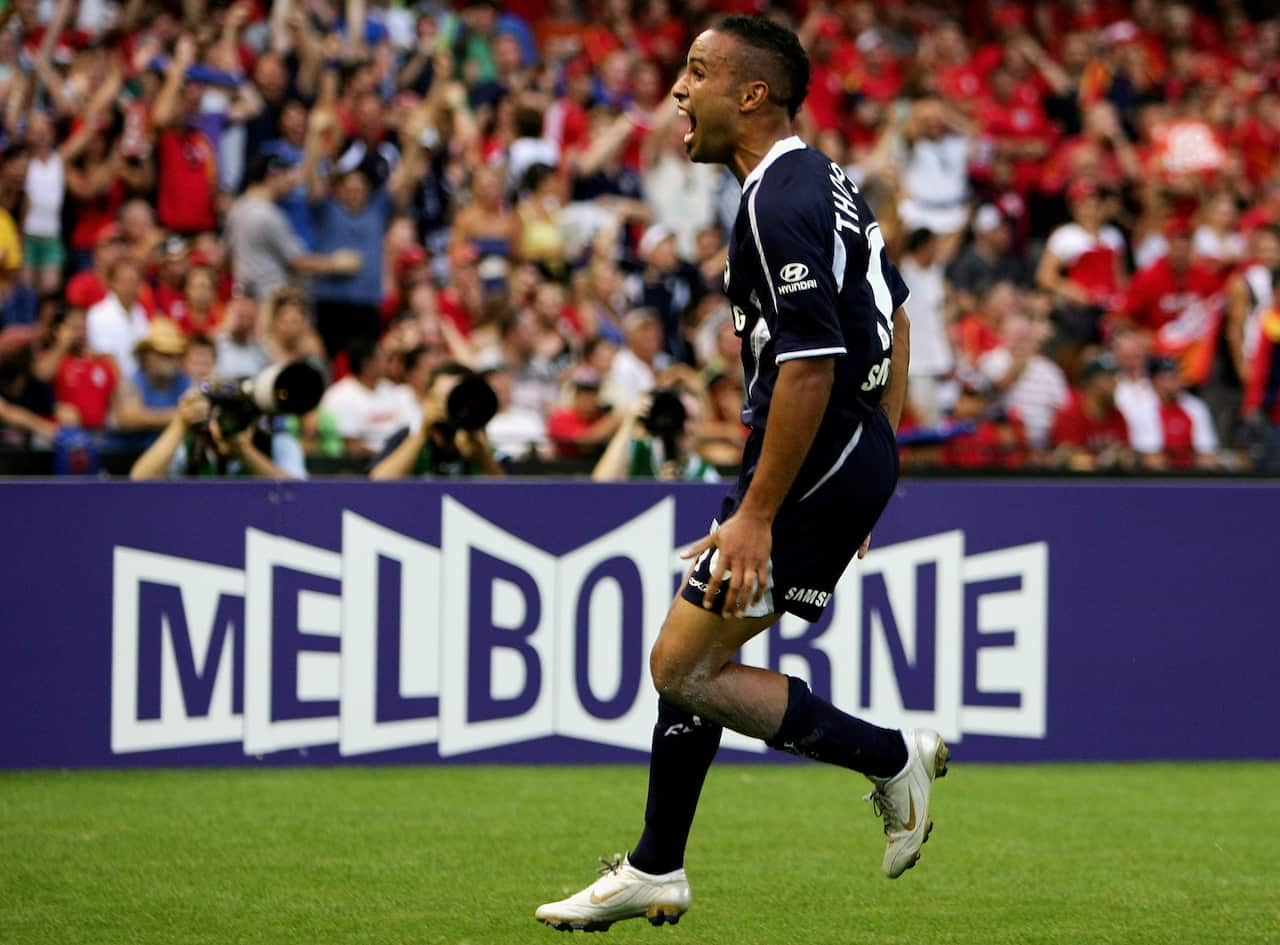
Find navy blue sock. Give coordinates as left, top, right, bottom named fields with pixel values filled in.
left=629, top=698, right=722, bottom=875
left=766, top=676, right=907, bottom=778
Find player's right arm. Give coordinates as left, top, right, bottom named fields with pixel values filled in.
left=687, top=178, right=846, bottom=616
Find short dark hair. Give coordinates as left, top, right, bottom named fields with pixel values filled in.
left=905, top=228, right=936, bottom=254
left=188, top=333, right=216, bottom=353
left=347, top=336, right=379, bottom=377
left=714, top=15, right=810, bottom=118
left=427, top=361, right=472, bottom=390
left=403, top=344, right=431, bottom=375
left=244, top=153, right=291, bottom=187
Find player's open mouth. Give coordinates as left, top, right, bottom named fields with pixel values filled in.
left=678, top=106, right=696, bottom=145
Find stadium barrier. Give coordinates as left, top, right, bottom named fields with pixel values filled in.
left=1, top=479, right=1276, bottom=768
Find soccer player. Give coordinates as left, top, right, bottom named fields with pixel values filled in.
left=535, top=17, right=949, bottom=932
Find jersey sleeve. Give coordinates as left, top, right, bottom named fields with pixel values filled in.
left=748, top=184, right=847, bottom=363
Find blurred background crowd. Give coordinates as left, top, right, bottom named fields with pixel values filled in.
left=1, top=0, right=1279, bottom=479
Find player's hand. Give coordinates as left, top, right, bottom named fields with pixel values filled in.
left=858, top=533, right=872, bottom=560
left=681, top=511, right=772, bottom=618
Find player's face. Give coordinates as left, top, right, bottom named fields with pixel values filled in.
left=673, top=31, right=741, bottom=164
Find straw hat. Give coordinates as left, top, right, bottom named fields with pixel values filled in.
left=134, top=318, right=188, bottom=357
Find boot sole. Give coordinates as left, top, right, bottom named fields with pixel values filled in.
left=537, top=904, right=685, bottom=933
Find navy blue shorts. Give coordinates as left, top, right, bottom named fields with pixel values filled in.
left=681, top=410, right=899, bottom=623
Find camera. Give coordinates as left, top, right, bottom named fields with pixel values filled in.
left=440, top=371, right=499, bottom=433
left=640, top=387, right=688, bottom=459
left=201, top=361, right=325, bottom=438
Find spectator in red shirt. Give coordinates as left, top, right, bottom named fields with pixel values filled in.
left=46, top=307, right=118, bottom=431
left=150, top=36, right=219, bottom=235
left=1041, top=101, right=1140, bottom=197
left=1050, top=355, right=1133, bottom=470
left=1124, top=356, right=1219, bottom=470
left=940, top=381, right=1029, bottom=470
left=1037, top=179, right=1128, bottom=366
left=975, top=64, right=1058, bottom=196
left=1117, top=218, right=1223, bottom=386
left=151, top=236, right=190, bottom=319
left=170, top=266, right=225, bottom=339
left=547, top=367, right=619, bottom=460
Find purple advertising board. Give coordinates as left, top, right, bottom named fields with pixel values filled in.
left=1, top=479, right=1276, bottom=768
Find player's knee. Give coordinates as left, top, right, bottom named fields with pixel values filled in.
left=649, top=639, right=695, bottom=705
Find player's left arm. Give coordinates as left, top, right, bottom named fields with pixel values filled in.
left=881, top=307, right=911, bottom=434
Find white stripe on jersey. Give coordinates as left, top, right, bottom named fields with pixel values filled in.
left=747, top=183, right=779, bottom=316
left=776, top=345, right=847, bottom=363
left=798, top=422, right=864, bottom=502
left=833, top=229, right=847, bottom=293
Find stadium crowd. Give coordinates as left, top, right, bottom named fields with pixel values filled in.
left=1, top=0, right=1279, bottom=478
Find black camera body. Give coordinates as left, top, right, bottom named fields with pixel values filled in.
left=200, top=361, right=325, bottom=437
left=441, top=372, right=500, bottom=434
left=640, top=387, right=689, bottom=461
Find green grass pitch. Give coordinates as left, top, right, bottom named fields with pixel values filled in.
left=2, top=763, right=1278, bottom=944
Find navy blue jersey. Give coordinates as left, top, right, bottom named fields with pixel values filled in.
left=724, top=137, right=910, bottom=445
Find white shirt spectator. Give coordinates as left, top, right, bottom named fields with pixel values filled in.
left=1117, top=380, right=1218, bottom=456
left=899, top=257, right=952, bottom=376
left=1045, top=223, right=1127, bottom=267
left=319, top=377, right=418, bottom=452
left=1133, top=232, right=1168, bottom=271
left=899, top=135, right=971, bottom=234
left=23, top=152, right=64, bottom=238
left=215, top=337, right=271, bottom=378
left=487, top=407, right=549, bottom=458
left=1115, top=375, right=1158, bottom=439
left=643, top=154, right=720, bottom=261
left=1192, top=225, right=1246, bottom=266
left=608, top=347, right=669, bottom=410
left=508, top=136, right=560, bottom=191
left=979, top=348, right=1070, bottom=450
left=86, top=292, right=149, bottom=377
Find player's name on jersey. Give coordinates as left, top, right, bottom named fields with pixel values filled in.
left=110, top=499, right=1049, bottom=759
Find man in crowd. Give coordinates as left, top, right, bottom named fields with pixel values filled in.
left=319, top=336, right=418, bottom=457
left=608, top=308, right=670, bottom=410
left=215, top=290, right=271, bottom=378
left=42, top=307, right=117, bottom=432
left=369, top=362, right=504, bottom=478
left=225, top=153, right=362, bottom=300
left=86, top=257, right=149, bottom=377
left=1050, top=355, right=1132, bottom=470
left=978, top=310, right=1069, bottom=452
left=110, top=318, right=191, bottom=444
left=946, top=205, right=1027, bottom=314
left=547, top=367, right=620, bottom=460
left=898, top=228, right=953, bottom=425
left=130, top=386, right=306, bottom=479
left=626, top=224, right=704, bottom=364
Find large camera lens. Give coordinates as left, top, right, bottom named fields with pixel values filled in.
left=640, top=388, right=688, bottom=437
left=446, top=373, right=499, bottom=431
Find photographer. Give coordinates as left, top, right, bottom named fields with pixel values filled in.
left=129, top=387, right=305, bottom=480
left=369, top=363, right=505, bottom=479
left=592, top=388, right=719, bottom=483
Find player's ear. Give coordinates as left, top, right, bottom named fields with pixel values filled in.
left=738, top=79, right=769, bottom=114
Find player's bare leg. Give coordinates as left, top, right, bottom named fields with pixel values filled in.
left=535, top=601, right=948, bottom=932
left=648, top=599, right=785, bottom=737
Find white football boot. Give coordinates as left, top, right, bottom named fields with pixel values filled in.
left=535, top=855, right=690, bottom=932
left=864, top=728, right=950, bottom=878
